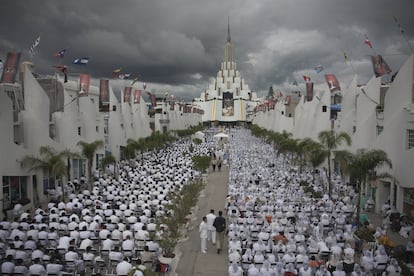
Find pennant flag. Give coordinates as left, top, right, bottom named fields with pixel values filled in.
left=364, top=37, right=373, bottom=48
left=306, top=82, right=314, bottom=102
left=164, top=91, right=169, bottom=97
left=73, top=58, right=89, bottom=65
left=123, top=87, right=132, bottom=103
left=314, top=65, right=324, bottom=74
left=29, top=36, right=40, bottom=54
left=292, top=80, right=298, bottom=86
left=54, top=49, right=66, bottom=59
left=54, top=65, right=68, bottom=83
left=324, top=74, right=341, bottom=93
left=118, top=73, right=131, bottom=80
left=303, top=75, right=311, bottom=82
left=343, top=52, right=349, bottom=61
left=371, top=55, right=392, bottom=77
left=134, top=89, right=141, bottom=104
left=99, top=79, right=110, bottom=112
left=78, top=74, right=90, bottom=97
left=1, top=52, right=21, bottom=83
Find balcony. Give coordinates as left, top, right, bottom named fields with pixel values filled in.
left=159, top=119, right=170, bottom=125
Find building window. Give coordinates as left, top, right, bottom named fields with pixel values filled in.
left=72, top=159, right=85, bottom=180
left=96, top=126, right=99, bottom=133
left=2, top=176, right=28, bottom=208
left=96, top=154, right=103, bottom=170
left=407, top=129, right=414, bottom=150
left=77, top=127, right=81, bottom=136
left=376, top=125, right=384, bottom=136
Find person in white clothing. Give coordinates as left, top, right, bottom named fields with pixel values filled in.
left=206, top=209, right=217, bottom=244
left=199, top=216, right=208, bottom=253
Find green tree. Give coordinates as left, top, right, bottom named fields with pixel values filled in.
left=336, top=149, right=392, bottom=229
left=101, top=154, right=117, bottom=177
left=318, top=130, right=352, bottom=198
left=77, top=140, right=104, bottom=190
left=304, top=141, right=327, bottom=183
left=20, top=146, right=74, bottom=201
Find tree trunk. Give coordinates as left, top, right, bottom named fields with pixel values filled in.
left=66, top=157, right=71, bottom=182
left=88, top=159, right=93, bottom=191
left=356, top=181, right=361, bottom=230
left=328, top=151, right=332, bottom=198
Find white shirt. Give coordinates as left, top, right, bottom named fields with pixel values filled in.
left=116, top=261, right=132, bottom=275
left=199, top=221, right=208, bottom=239
left=206, top=213, right=216, bottom=230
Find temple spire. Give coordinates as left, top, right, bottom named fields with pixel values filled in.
left=224, top=17, right=233, bottom=64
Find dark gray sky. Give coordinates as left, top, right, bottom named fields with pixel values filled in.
left=1, top=0, right=413, bottom=99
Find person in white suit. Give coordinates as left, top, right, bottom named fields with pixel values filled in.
left=206, top=209, right=217, bottom=244
left=199, top=217, right=208, bottom=253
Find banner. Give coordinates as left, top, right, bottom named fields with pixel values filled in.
left=222, top=91, right=234, bottom=116
left=123, top=86, right=131, bottom=103
left=133, top=89, right=141, bottom=104
left=324, top=74, right=341, bottom=93
left=78, top=74, right=90, bottom=97
left=306, top=82, right=314, bottom=102
left=1, top=52, right=21, bottom=83
left=99, top=79, right=110, bottom=112
left=371, top=55, right=392, bottom=77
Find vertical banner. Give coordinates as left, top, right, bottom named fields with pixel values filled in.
left=78, top=74, right=90, bottom=97
left=222, top=91, right=234, bottom=116
left=99, top=79, right=110, bottom=112
left=123, top=86, right=131, bottom=103
left=324, top=74, right=341, bottom=93
left=306, top=82, right=314, bottom=102
left=133, top=89, right=141, bottom=104
left=1, top=52, right=21, bottom=83
left=371, top=55, right=392, bottom=77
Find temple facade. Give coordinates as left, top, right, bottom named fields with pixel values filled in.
left=195, top=21, right=259, bottom=124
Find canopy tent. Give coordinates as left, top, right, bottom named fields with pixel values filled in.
left=214, top=132, right=229, bottom=138
left=195, top=131, right=205, bottom=137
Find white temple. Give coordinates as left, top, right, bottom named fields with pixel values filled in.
left=195, top=20, right=259, bottom=123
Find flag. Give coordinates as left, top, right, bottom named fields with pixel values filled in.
left=134, top=89, right=141, bottom=104
left=292, top=80, right=298, bottom=86
left=123, top=87, right=132, bottom=103
left=343, top=52, right=348, bottom=61
left=112, top=68, right=121, bottom=76
left=146, top=91, right=156, bottom=108
left=54, top=65, right=68, bottom=83
left=54, top=49, right=66, bottom=59
left=393, top=16, right=405, bottom=34
left=314, top=65, right=324, bottom=74
left=164, top=91, right=169, bottom=97
left=131, top=77, right=139, bottom=86
left=371, top=55, right=392, bottom=77
left=29, top=36, right=40, bottom=54
left=73, top=58, right=89, bottom=65
left=303, top=75, right=311, bottom=82
left=78, top=74, right=90, bottom=97
left=118, top=73, right=131, bottom=80
left=364, top=37, right=373, bottom=48
left=99, top=79, right=110, bottom=112
left=306, top=82, right=314, bottom=102
left=324, top=74, right=341, bottom=93
left=1, top=52, right=21, bottom=83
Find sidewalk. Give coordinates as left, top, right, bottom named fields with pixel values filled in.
left=176, top=166, right=229, bottom=276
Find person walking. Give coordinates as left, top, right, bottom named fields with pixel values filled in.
left=217, top=158, right=222, bottom=171
left=211, top=158, right=217, bottom=172
left=199, top=217, right=208, bottom=253
left=206, top=209, right=216, bottom=245
left=213, top=210, right=226, bottom=254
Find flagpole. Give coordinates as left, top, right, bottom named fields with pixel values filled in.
left=393, top=16, right=414, bottom=54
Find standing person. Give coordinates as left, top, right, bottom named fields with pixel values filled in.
left=217, top=158, right=222, bottom=171
left=211, top=158, right=217, bottom=172
left=0, top=59, right=3, bottom=79
left=206, top=209, right=216, bottom=245
left=199, top=217, right=208, bottom=253
left=213, top=210, right=226, bottom=254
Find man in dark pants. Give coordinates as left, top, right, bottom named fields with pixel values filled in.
left=213, top=210, right=226, bottom=254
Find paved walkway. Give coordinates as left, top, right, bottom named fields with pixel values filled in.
left=176, top=166, right=229, bottom=275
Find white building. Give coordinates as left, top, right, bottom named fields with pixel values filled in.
left=253, top=55, right=414, bottom=217
left=0, top=61, right=201, bottom=219
left=195, top=22, right=259, bottom=124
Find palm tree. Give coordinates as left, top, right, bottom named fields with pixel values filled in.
left=101, top=154, right=117, bottom=177
left=20, top=146, right=69, bottom=201
left=338, top=149, right=392, bottom=229
left=318, top=130, right=352, bottom=198
left=304, top=140, right=327, bottom=183
left=77, top=140, right=103, bottom=190
left=125, top=139, right=138, bottom=162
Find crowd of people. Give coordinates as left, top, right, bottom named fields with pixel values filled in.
left=0, top=136, right=215, bottom=275
left=224, top=128, right=405, bottom=275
